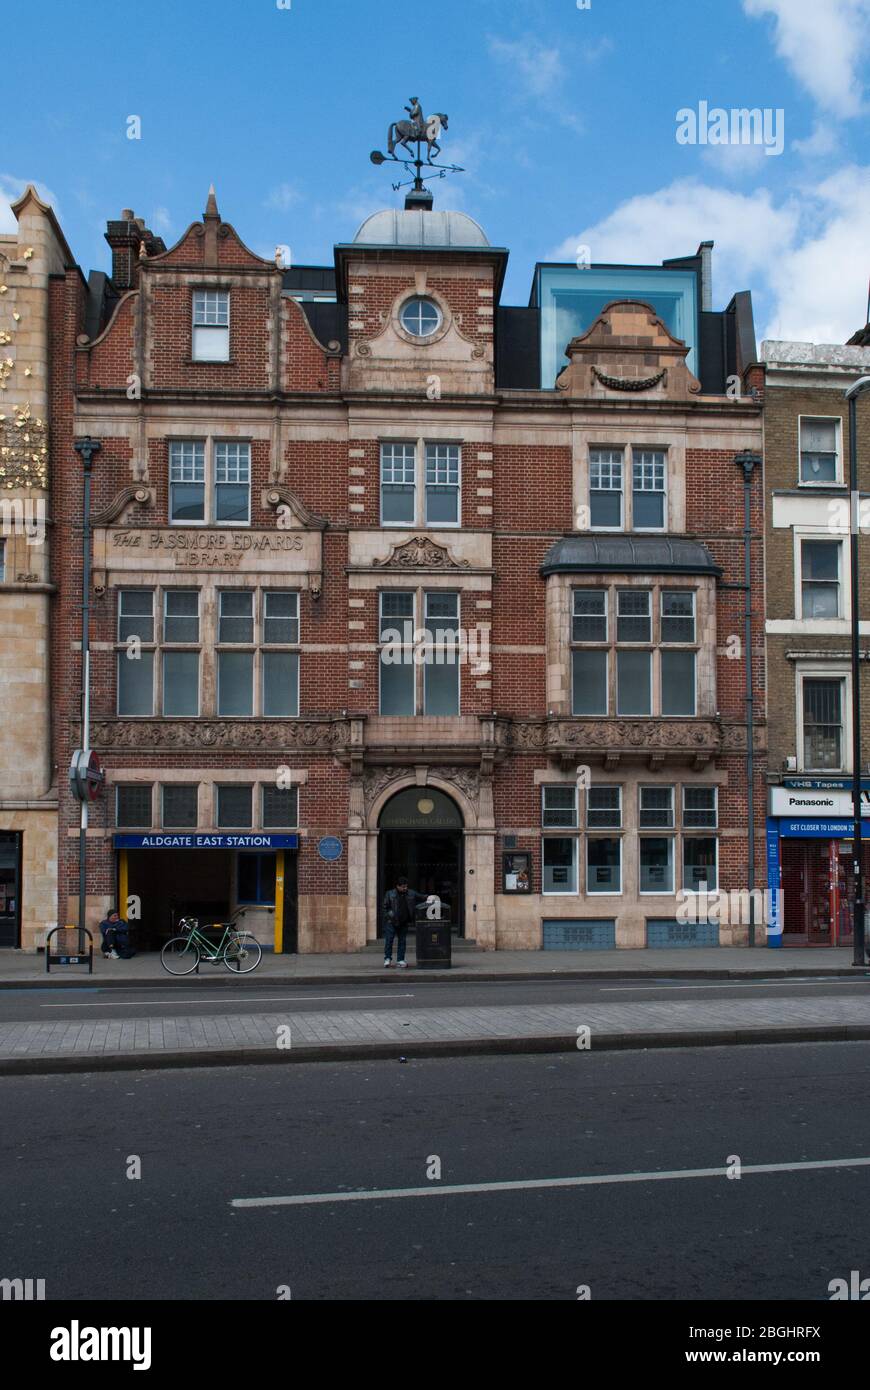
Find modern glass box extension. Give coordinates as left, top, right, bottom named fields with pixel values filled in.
left=532, top=263, right=699, bottom=388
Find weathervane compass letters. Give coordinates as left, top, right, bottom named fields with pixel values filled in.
left=370, top=96, right=464, bottom=200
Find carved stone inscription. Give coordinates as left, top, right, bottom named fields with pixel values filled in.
left=96, top=528, right=317, bottom=573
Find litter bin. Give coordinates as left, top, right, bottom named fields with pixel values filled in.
left=415, top=904, right=452, bottom=969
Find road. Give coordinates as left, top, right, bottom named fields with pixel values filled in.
left=3, top=1041, right=870, bottom=1300
left=1, top=973, right=868, bottom=1022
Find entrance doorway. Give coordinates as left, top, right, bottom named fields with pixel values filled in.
left=780, top=838, right=863, bottom=946
left=377, top=787, right=464, bottom=936
left=0, top=833, right=21, bottom=948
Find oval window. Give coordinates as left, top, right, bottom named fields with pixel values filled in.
left=400, top=296, right=441, bottom=338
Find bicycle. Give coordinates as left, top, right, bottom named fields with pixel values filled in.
left=160, top=910, right=263, bottom=976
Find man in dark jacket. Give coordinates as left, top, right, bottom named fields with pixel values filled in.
left=382, top=876, right=422, bottom=968
left=99, top=909, right=136, bottom=960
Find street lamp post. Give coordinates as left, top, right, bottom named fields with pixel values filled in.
left=844, top=378, right=870, bottom=967
left=72, top=437, right=101, bottom=935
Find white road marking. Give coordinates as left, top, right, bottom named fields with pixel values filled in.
left=232, top=1155, right=870, bottom=1208
left=40, top=993, right=414, bottom=1009
left=601, top=979, right=866, bottom=992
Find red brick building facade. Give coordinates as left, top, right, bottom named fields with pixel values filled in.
left=50, top=191, right=766, bottom=953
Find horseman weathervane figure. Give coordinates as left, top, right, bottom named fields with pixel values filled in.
left=371, top=95, right=464, bottom=201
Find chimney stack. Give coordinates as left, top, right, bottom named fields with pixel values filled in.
left=104, top=209, right=166, bottom=290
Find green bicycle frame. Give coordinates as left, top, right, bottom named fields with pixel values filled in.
left=179, top=921, right=242, bottom=963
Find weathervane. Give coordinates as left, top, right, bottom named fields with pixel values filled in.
left=370, top=97, right=464, bottom=202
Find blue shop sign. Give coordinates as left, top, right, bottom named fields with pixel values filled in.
left=778, top=820, right=870, bottom=839
left=114, top=833, right=300, bottom=850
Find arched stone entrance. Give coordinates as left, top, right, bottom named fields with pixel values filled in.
left=378, top=787, right=464, bottom=934
left=345, top=769, right=496, bottom=951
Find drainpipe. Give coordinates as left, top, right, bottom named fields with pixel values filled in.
left=844, top=377, right=870, bottom=966
left=736, top=451, right=762, bottom=946
left=73, top=437, right=101, bottom=932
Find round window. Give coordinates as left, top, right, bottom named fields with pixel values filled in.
left=400, top=296, right=441, bottom=338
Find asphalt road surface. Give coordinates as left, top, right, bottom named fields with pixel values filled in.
left=2, top=1041, right=870, bottom=1300
left=1, top=973, right=868, bottom=1022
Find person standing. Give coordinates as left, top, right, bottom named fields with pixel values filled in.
left=382, top=876, right=421, bottom=968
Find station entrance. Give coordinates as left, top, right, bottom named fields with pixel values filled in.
left=118, top=845, right=298, bottom=952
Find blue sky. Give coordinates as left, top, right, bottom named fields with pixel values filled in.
left=3, top=0, right=869, bottom=343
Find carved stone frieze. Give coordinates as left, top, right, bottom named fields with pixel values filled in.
left=362, top=763, right=481, bottom=812
left=373, top=534, right=471, bottom=570
left=88, top=719, right=351, bottom=752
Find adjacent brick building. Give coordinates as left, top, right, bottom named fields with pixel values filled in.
left=47, top=186, right=766, bottom=954
left=762, top=336, right=870, bottom=946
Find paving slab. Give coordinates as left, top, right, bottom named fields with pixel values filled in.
left=1, top=993, right=869, bottom=1075
left=1, top=944, right=866, bottom=988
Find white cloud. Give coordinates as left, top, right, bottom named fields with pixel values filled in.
left=742, top=0, right=870, bottom=118
left=701, top=140, right=768, bottom=178
left=265, top=183, right=301, bottom=211
left=151, top=206, right=172, bottom=233
left=488, top=37, right=564, bottom=99
left=550, top=167, right=870, bottom=343
left=792, top=123, right=840, bottom=158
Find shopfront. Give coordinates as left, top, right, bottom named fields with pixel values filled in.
left=767, top=782, right=870, bottom=946
left=113, top=833, right=299, bottom=952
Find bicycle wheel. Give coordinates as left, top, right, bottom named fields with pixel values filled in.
left=161, top=936, right=201, bottom=975
left=223, top=931, right=262, bottom=974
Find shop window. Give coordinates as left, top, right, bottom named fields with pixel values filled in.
left=640, top=836, right=674, bottom=893
left=587, top=838, right=621, bottom=894
left=192, top=289, right=229, bottom=362
left=799, top=417, right=839, bottom=484
left=801, top=540, right=842, bottom=619
left=237, top=852, right=276, bottom=905
left=542, top=785, right=578, bottom=828
left=683, top=837, right=718, bottom=892
left=262, top=785, right=298, bottom=828
left=542, top=837, right=577, bottom=894
left=802, top=677, right=844, bottom=769
left=162, top=785, right=198, bottom=829
left=216, top=785, right=252, bottom=828
left=116, top=784, right=152, bottom=828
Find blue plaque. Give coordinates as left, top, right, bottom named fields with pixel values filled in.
left=318, top=836, right=343, bottom=862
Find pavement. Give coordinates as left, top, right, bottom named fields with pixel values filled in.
left=2, top=942, right=868, bottom=1075
left=2, top=980, right=870, bottom=1075
left=3, top=941, right=866, bottom=987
